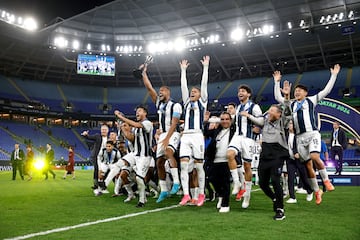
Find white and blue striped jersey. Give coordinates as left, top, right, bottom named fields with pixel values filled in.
left=235, top=101, right=263, bottom=139
left=134, top=119, right=153, bottom=157
left=180, top=62, right=209, bottom=133
left=155, top=97, right=182, bottom=133
left=274, top=72, right=338, bottom=135
left=183, top=99, right=207, bottom=132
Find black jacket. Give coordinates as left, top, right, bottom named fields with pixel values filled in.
left=330, top=128, right=347, bottom=150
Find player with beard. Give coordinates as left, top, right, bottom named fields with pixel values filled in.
left=227, top=84, right=263, bottom=209
left=140, top=63, right=182, bottom=203
left=114, top=106, right=153, bottom=208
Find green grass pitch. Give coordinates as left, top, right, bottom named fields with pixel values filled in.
left=0, top=170, right=359, bottom=240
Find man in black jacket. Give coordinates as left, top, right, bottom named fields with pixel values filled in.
left=10, top=143, right=25, bottom=180
left=82, top=124, right=109, bottom=189
left=204, top=111, right=235, bottom=213
left=330, top=121, right=347, bottom=175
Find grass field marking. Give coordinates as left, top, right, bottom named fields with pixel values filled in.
left=5, top=205, right=180, bottom=240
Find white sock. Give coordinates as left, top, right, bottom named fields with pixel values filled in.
left=283, top=176, right=288, bottom=193
left=309, top=178, right=320, bottom=192
left=238, top=166, right=245, bottom=189
left=180, top=161, right=189, bottom=195
left=190, top=188, right=195, bottom=199
left=195, top=162, right=205, bottom=195
left=159, top=180, right=168, bottom=192
left=194, top=187, right=199, bottom=200
left=136, top=176, right=146, bottom=203
left=105, top=166, right=120, bottom=187
left=318, top=169, right=329, bottom=181
left=114, top=177, right=122, bottom=194
left=148, top=180, right=158, bottom=191
left=230, top=169, right=240, bottom=185
left=124, top=184, right=133, bottom=195
left=245, top=181, right=252, bottom=197
left=170, top=168, right=180, bottom=184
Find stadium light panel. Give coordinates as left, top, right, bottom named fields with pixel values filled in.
left=299, top=19, right=305, bottom=28
left=339, top=12, right=344, bottom=20
left=54, top=36, right=68, bottom=48
left=106, top=45, right=110, bottom=51
left=23, top=17, right=38, bottom=31
left=101, top=44, right=106, bottom=51
left=326, top=15, right=331, bottom=22
left=174, top=38, right=185, bottom=52
left=348, top=10, right=354, bottom=19
left=287, top=22, right=292, bottom=29
left=231, top=28, right=244, bottom=40
left=147, top=42, right=156, bottom=53
left=332, top=13, right=338, bottom=21
left=72, top=40, right=80, bottom=50
left=17, top=17, right=22, bottom=24
left=86, top=43, right=91, bottom=50
left=320, top=16, right=325, bottom=23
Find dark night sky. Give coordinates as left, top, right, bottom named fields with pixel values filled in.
left=0, top=0, right=114, bottom=27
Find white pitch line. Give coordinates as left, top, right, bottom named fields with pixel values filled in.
left=5, top=205, right=180, bottom=240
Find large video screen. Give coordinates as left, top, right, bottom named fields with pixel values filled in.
left=77, top=54, right=115, bottom=76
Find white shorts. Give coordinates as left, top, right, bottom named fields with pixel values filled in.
left=99, top=162, right=110, bottom=174
left=228, top=135, right=256, bottom=162
left=156, top=132, right=180, bottom=158
left=134, top=156, right=152, bottom=178
left=179, top=132, right=204, bottom=160
left=122, top=152, right=136, bottom=168
left=149, top=157, right=155, bottom=168
left=296, top=131, right=321, bottom=162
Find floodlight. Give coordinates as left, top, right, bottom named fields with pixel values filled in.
left=332, top=14, right=338, bottom=21
left=287, top=22, right=292, bottom=29
left=87, top=43, right=91, bottom=50
left=101, top=44, right=106, bottom=51
left=262, top=25, right=273, bottom=34
left=54, top=36, right=68, bottom=48
left=326, top=15, right=331, bottom=22
left=174, top=38, right=185, bottom=52
left=147, top=42, right=157, bottom=53
left=17, top=17, right=23, bottom=24
left=338, top=12, right=344, bottom=20
left=138, top=46, right=143, bottom=51
left=299, top=20, right=305, bottom=28
left=348, top=10, right=354, bottom=19
left=231, top=28, right=244, bottom=40
left=320, top=16, right=325, bottom=23
left=106, top=45, right=110, bottom=51
left=72, top=40, right=80, bottom=50
left=23, top=17, right=38, bottom=31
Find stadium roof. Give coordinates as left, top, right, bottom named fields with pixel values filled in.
left=0, top=0, right=359, bottom=87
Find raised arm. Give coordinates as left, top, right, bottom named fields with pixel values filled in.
left=200, top=56, right=210, bottom=102
left=114, top=110, right=143, bottom=129
left=141, top=64, right=158, bottom=103
left=180, top=59, right=190, bottom=104
left=316, top=64, right=340, bottom=101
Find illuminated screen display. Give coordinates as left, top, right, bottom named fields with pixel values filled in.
left=77, top=54, right=115, bottom=76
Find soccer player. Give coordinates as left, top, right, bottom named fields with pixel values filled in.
left=95, top=141, right=122, bottom=195
left=226, top=85, right=263, bottom=209
left=179, top=56, right=209, bottom=207
left=140, top=63, right=182, bottom=203
left=114, top=106, right=153, bottom=207
left=273, top=64, right=339, bottom=204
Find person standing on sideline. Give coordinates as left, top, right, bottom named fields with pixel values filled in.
left=24, top=145, right=34, bottom=181
left=140, top=62, right=182, bottom=203
left=114, top=106, right=153, bottom=208
left=81, top=124, right=109, bottom=189
left=273, top=65, right=339, bottom=205
left=63, top=146, right=75, bottom=179
left=226, top=84, right=263, bottom=209
left=204, top=111, right=235, bottom=213
left=44, top=143, right=56, bottom=180
left=178, top=56, right=210, bottom=207
left=10, top=143, right=25, bottom=180
left=330, top=121, right=347, bottom=175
